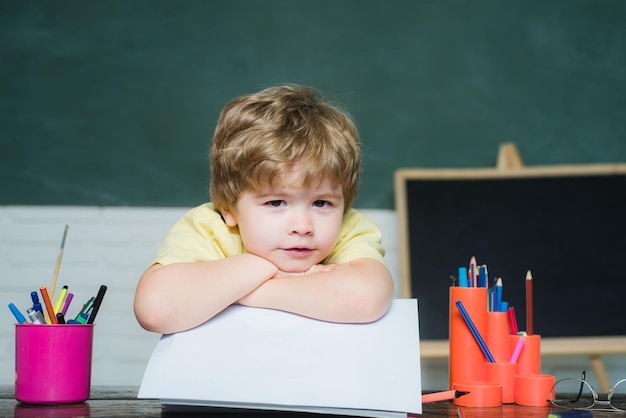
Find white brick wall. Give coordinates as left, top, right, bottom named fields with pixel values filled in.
left=1, top=206, right=624, bottom=389
left=0, top=206, right=401, bottom=386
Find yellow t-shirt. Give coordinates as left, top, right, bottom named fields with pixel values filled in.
left=153, top=203, right=386, bottom=266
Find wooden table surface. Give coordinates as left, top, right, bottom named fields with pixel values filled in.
left=0, top=386, right=618, bottom=417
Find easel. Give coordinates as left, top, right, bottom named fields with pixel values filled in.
left=400, top=142, right=626, bottom=393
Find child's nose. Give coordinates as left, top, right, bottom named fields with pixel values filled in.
left=289, top=209, right=313, bottom=235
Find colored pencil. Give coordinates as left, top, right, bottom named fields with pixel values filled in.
left=455, top=300, right=496, bottom=363
left=507, top=306, right=518, bottom=335
left=422, top=389, right=470, bottom=403
left=525, top=270, right=533, bottom=335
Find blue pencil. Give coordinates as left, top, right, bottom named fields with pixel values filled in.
left=455, top=300, right=496, bottom=363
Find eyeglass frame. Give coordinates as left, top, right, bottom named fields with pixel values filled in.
left=548, top=371, right=626, bottom=413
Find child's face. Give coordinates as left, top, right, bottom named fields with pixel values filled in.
left=221, top=168, right=345, bottom=273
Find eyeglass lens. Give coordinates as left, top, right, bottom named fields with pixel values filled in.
left=552, top=377, right=626, bottom=411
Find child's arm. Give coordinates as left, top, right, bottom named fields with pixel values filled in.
left=237, top=257, right=394, bottom=323
left=134, top=253, right=278, bottom=334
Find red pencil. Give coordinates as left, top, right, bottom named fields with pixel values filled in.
left=525, top=270, right=533, bottom=335
left=508, top=306, right=518, bottom=335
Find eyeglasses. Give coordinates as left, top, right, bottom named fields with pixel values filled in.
left=548, top=371, right=626, bottom=413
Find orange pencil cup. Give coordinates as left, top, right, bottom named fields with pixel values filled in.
left=510, top=334, right=541, bottom=375
left=486, top=362, right=516, bottom=404
left=453, top=382, right=502, bottom=407
left=514, top=374, right=555, bottom=406
left=486, top=312, right=511, bottom=363
left=449, top=286, right=488, bottom=388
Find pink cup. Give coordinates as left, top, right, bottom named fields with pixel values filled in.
left=15, top=324, right=94, bottom=404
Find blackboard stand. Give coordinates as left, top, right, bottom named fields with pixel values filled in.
left=395, top=143, right=626, bottom=392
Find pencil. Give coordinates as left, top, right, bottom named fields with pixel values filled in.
left=455, top=300, right=496, bottom=363
left=422, top=390, right=470, bottom=403
left=50, top=224, right=69, bottom=300
left=525, top=270, right=533, bottom=335
left=507, top=306, right=518, bottom=335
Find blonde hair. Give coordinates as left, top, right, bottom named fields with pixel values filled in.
left=209, top=85, right=361, bottom=214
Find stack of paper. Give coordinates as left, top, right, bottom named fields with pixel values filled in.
left=138, top=299, right=422, bottom=417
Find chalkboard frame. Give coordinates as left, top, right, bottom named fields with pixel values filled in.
left=395, top=161, right=626, bottom=339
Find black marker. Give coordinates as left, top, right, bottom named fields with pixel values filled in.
left=87, top=285, right=107, bottom=324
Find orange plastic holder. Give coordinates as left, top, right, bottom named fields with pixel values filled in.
left=449, top=286, right=488, bottom=388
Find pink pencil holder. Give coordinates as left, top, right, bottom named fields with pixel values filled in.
left=15, top=324, right=94, bottom=404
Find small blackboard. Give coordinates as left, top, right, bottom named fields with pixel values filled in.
left=395, top=162, right=626, bottom=341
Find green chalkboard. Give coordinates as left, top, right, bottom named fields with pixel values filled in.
left=1, top=1, right=625, bottom=208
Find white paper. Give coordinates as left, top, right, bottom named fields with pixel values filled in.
left=138, top=298, right=422, bottom=416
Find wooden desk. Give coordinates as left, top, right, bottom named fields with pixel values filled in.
left=1, top=385, right=620, bottom=417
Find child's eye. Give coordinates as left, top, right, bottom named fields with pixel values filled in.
left=313, top=200, right=330, bottom=208
left=266, top=200, right=285, bottom=208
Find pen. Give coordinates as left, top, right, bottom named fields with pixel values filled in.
left=87, top=285, right=107, bottom=324
left=455, top=300, right=496, bottom=363
left=56, top=312, right=66, bottom=324
left=8, top=303, right=27, bottom=324
left=53, top=285, right=68, bottom=314
left=76, top=297, right=94, bottom=320
left=422, top=389, right=470, bottom=403
left=27, top=308, right=43, bottom=324
left=40, top=286, right=58, bottom=324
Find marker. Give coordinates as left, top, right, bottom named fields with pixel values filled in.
left=87, top=285, right=107, bottom=324
left=30, top=291, right=44, bottom=315
left=27, top=308, right=43, bottom=324
left=56, top=312, right=66, bottom=324
left=458, top=267, right=468, bottom=288
left=422, top=389, right=470, bottom=403
left=509, top=337, right=525, bottom=363
left=53, top=285, right=68, bottom=314
left=40, top=286, right=57, bottom=324
left=547, top=411, right=593, bottom=418
left=61, top=293, right=74, bottom=316
left=8, top=303, right=27, bottom=324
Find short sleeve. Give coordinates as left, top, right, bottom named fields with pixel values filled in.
left=153, top=203, right=244, bottom=266
left=324, top=209, right=386, bottom=265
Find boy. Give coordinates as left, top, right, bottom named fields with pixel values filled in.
left=134, top=85, right=394, bottom=334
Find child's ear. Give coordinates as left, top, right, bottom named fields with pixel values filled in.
left=221, top=210, right=238, bottom=227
